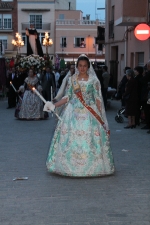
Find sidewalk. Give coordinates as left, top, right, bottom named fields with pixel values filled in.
left=0, top=99, right=150, bottom=225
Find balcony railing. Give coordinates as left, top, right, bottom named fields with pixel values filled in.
left=60, top=43, right=67, bottom=48
left=56, top=19, right=105, bottom=26
left=0, top=22, right=13, bottom=30
left=79, top=20, right=97, bottom=25
left=109, top=20, right=114, bottom=39
left=56, top=19, right=75, bottom=25
left=21, top=23, right=51, bottom=30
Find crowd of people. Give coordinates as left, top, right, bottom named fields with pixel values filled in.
left=116, top=63, right=150, bottom=134
left=3, top=52, right=150, bottom=177
left=5, top=64, right=76, bottom=119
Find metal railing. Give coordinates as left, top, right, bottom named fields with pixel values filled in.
left=0, top=22, right=13, bottom=30
left=21, top=23, right=51, bottom=30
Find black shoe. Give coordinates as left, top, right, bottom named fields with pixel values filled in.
left=7, top=106, right=11, bottom=109
left=141, top=125, right=149, bottom=129
left=131, top=125, right=136, bottom=128
left=147, top=130, right=150, bottom=134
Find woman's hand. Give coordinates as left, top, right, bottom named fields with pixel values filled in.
left=43, top=101, right=55, bottom=112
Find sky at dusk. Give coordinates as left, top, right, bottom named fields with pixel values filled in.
left=76, top=0, right=105, bottom=20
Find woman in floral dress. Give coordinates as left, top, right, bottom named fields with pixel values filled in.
left=44, top=55, right=115, bottom=177
left=15, top=69, right=47, bottom=120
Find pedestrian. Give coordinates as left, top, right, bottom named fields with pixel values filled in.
left=140, top=61, right=150, bottom=132
left=133, top=66, right=143, bottom=125
left=102, top=66, right=110, bottom=109
left=40, top=67, right=56, bottom=101
left=116, top=67, right=131, bottom=107
left=54, top=69, right=60, bottom=93
left=123, top=69, right=138, bottom=128
left=53, top=64, right=75, bottom=102
left=43, top=54, right=115, bottom=177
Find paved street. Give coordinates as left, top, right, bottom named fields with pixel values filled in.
left=0, top=98, right=150, bottom=225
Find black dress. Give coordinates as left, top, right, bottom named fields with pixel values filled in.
left=123, top=78, right=138, bottom=116
left=26, top=28, right=43, bottom=57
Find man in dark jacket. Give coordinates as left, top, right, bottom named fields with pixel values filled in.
left=6, top=67, right=21, bottom=108
left=41, top=67, right=56, bottom=101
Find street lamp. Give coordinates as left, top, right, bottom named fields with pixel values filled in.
left=43, top=32, right=53, bottom=56
left=12, top=33, right=24, bottom=55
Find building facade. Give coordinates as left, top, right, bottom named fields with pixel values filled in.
left=0, top=0, right=18, bottom=57
left=3, top=0, right=105, bottom=65
left=105, top=0, right=149, bottom=88
left=55, top=9, right=105, bottom=63
left=17, top=0, right=55, bottom=57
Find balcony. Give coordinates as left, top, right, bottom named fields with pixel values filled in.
left=109, top=20, right=114, bottom=39
left=0, top=22, right=13, bottom=32
left=21, top=23, right=51, bottom=30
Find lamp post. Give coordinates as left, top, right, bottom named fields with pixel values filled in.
left=43, top=32, right=53, bottom=57
left=12, top=33, right=24, bottom=55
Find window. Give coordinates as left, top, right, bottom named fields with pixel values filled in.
left=22, top=33, right=27, bottom=46
left=60, top=37, right=67, bottom=47
left=59, top=14, right=64, bottom=20
left=74, top=37, right=86, bottom=48
left=30, top=15, right=42, bottom=29
left=39, top=33, right=46, bottom=44
left=0, top=36, right=7, bottom=49
left=0, top=14, right=12, bottom=29
left=138, top=52, right=144, bottom=66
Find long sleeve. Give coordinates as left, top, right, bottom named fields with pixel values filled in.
left=62, top=77, right=73, bottom=102
left=93, top=79, right=102, bottom=112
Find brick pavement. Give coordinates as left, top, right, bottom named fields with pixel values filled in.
left=0, top=99, right=150, bottom=225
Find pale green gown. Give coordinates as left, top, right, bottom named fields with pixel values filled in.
left=46, top=74, right=115, bottom=177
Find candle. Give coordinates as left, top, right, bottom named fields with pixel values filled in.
left=50, top=86, right=53, bottom=117
left=10, top=81, right=17, bottom=92
left=32, top=87, right=46, bottom=104
left=10, top=81, right=22, bottom=101
left=51, top=86, right=53, bottom=101
left=32, top=87, right=61, bottom=121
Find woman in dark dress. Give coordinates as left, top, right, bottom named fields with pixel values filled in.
left=123, top=69, right=138, bottom=128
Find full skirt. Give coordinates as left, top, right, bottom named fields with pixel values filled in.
left=46, top=102, right=115, bottom=177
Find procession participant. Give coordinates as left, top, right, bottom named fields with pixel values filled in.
left=53, top=64, right=75, bottom=102
left=6, top=67, right=20, bottom=109
left=15, top=69, right=47, bottom=120
left=44, top=54, right=115, bottom=177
